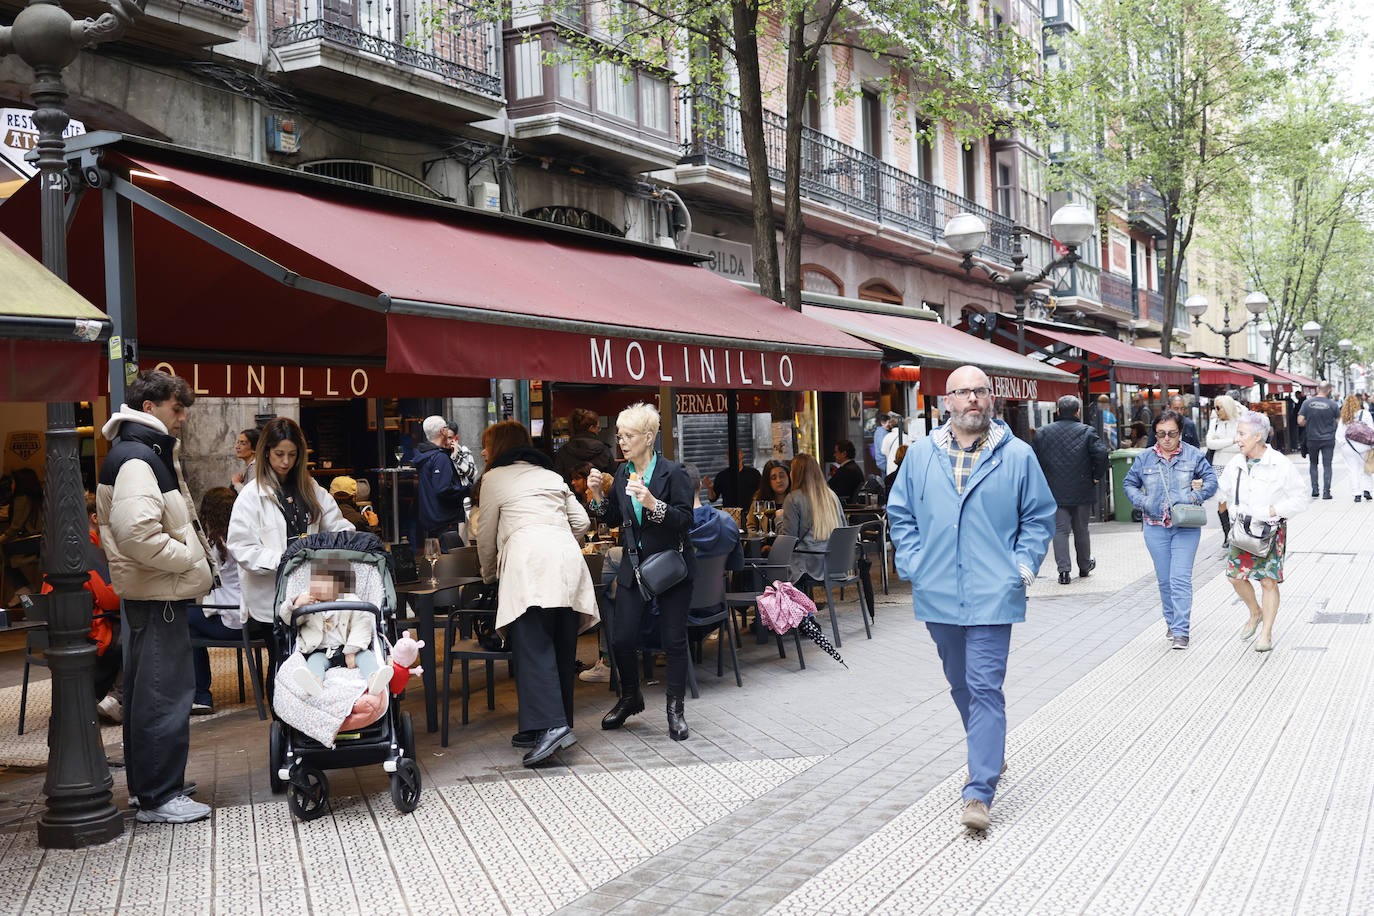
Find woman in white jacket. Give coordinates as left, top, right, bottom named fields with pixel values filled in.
left=1206, top=395, right=1243, bottom=547
left=227, top=418, right=353, bottom=625
left=1335, top=394, right=1373, bottom=502
left=1218, top=411, right=1310, bottom=652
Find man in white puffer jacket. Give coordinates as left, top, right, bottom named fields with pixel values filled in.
left=97, top=370, right=218, bottom=824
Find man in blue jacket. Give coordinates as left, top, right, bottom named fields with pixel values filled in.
left=887, top=365, right=1056, bottom=833
left=415, top=415, right=469, bottom=543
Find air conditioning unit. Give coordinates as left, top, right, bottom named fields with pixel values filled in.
left=473, top=181, right=500, bottom=212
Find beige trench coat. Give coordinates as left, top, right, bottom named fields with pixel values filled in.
left=476, top=462, right=599, bottom=633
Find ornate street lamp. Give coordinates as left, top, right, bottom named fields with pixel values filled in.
left=947, top=203, right=1097, bottom=355
left=1303, top=320, right=1323, bottom=377
left=0, top=0, right=147, bottom=849
left=1183, top=290, right=1270, bottom=367
left=1339, top=338, right=1354, bottom=396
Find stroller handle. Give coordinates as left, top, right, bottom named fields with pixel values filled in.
left=290, top=600, right=383, bottom=626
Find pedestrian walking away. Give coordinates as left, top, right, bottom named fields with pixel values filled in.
left=1219, top=411, right=1309, bottom=651
left=97, top=370, right=219, bottom=824
left=1122, top=409, right=1218, bottom=649
left=1298, top=381, right=1340, bottom=498
left=587, top=402, right=697, bottom=742
left=1335, top=395, right=1374, bottom=502
left=887, top=365, right=1056, bottom=833
left=1206, top=395, right=1243, bottom=546
left=1031, top=395, right=1109, bottom=584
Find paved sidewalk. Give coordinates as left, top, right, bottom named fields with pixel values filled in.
left=0, top=455, right=1367, bottom=915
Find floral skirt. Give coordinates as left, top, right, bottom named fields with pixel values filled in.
left=1226, top=520, right=1287, bottom=582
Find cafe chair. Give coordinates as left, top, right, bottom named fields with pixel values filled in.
left=438, top=531, right=465, bottom=553
left=793, top=525, right=871, bottom=648
left=744, top=534, right=796, bottom=569
left=188, top=603, right=270, bottom=720
left=684, top=553, right=741, bottom=699
left=725, top=563, right=807, bottom=669
left=436, top=547, right=512, bottom=747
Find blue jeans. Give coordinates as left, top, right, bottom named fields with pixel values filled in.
left=1142, top=523, right=1202, bottom=637
left=187, top=605, right=241, bottom=707
left=926, top=622, right=1012, bottom=806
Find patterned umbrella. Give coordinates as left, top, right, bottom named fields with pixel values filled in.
left=755, top=581, right=847, bottom=668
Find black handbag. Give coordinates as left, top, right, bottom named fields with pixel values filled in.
left=628, top=541, right=689, bottom=601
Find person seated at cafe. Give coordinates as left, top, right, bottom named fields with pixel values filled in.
left=828, top=440, right=865, bottom=502
left=41, top=491, right=124, bottom=722
left=230, top=427, right=259, bottom=493
left=569, top=462, right=594, bottom=509
left=703, top=450, right=761, bottom=509
left=780, top=454, right=845, bottom=587
left=554, top=408, right=617, bottom=482
left=1, top=467, right=45, bottom=605
left=746, top=459, right=791, bottom=537
left=187, top=487, right=256, bottom=715
left=329, top=476, right=378, bottom=535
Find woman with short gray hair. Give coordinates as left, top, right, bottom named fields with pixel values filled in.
left=1217, top=410, right=1309, bottom=652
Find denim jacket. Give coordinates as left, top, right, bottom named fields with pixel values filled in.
left=1122, top=443, right=1218, bottom=523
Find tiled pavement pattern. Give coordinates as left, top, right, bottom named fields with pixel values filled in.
left=0, top=454, right=1365, bottom=914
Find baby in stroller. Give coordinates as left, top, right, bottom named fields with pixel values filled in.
left=281, top=560, right=391, bottom=698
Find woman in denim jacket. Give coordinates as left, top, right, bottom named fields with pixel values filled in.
left=1123, top=409, right=1219, bottom=649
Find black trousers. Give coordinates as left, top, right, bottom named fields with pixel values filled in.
left=1308, top=441, right=1335, bottom=494
left=1052, top=504, right=1093, bottom=573
left=123, top=598, right=193, bottom=809
left=611, top=577, right=691, bottom=700
left=508, top=607, right=579, bottom=732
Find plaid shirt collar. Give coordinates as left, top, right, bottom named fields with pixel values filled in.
left=935, top=423, right=1004, bottom=494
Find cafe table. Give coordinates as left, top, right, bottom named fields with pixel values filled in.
left=395, top=574, right=484, bottom=733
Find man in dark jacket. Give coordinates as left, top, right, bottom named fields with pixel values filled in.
left=553, top=408, right=617, bottom=482
left=1147, top=395, right=1200, bottom=448
left=828, top=440, right=865, bottom=501
left=1032, top=395, right=1110, bottom=585
left=415, top=415, right=469, bottom=541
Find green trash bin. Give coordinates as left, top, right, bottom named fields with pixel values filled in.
left=1110, top=448, right=1144, bottom=522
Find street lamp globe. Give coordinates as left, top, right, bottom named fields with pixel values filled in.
left=1244, top=290, right=1270, bottom=315
left=1258, top=322, right=1273, bottom=342
left=945, top=212, right=988, bottom=256
left=1049, top=203, right=1095, bottom=248
left=1184, top=293, right=1209, bottom=319
left=1303, top=320, right=1323, bottom=341
left=1339, top=338, right=1353, bottom=353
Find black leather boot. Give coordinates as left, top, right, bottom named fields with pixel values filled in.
left=601, top=691, right=644, bottom=730
left=667, top=696, right=689, bottom=741
left=1218, top=508, right=1231, bottom=548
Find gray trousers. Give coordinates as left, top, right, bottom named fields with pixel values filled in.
left=123, top=599, right=193, bottom=809
left=1052, top=504, right=1093, bottom=574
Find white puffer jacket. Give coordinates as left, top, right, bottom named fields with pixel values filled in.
left=227, top=476, right=353, bottom=623
left=96, top=406, right=217, bottom=601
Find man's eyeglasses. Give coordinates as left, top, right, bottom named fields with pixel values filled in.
left=1156, top=429, right=1182, bottom=439
left=948, top=387, right=992, bottom=401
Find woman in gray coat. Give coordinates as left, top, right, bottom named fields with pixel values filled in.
left=779, top=454, right=845, bottom=585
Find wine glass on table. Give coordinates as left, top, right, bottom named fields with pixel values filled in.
left=763, top=500, right=777, bottom=534
left=423, top=537, right=441, bottom=586
left=750, top=500, right=765, bottom=536
left=393, top=445, right=405, bottom=467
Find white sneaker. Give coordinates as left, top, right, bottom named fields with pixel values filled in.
left=579, top=660, right=611, bottom=683
left=96, top=695, right=123, bottom=724
left=135, top=794, right=210, bottom=824
left=367, top=667, right=391, bottom=696
left=292, top=667, right=323, bottom=697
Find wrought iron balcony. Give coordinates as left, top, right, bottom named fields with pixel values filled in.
left=270, top=0, right=501, bottom=98
left=1141, top=288, right=1165, bottom=323
left=1051, top=261, right=1100, bottom=304
left=678, top=88, right=1016, bottom=264
left=1099, top=271, right=1135, bottom=315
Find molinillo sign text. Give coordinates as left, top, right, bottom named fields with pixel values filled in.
left=150, top=362, right=373, bottom=397
left=587, top=338, right=794, bottom=389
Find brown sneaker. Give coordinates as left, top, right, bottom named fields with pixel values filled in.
left=960, top=799, right=990, bottom=831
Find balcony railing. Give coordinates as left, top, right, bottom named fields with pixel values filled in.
left=1141, top=288, right=1164, bottom=323
left=1099, top=271, right=1134, bottom=315
left=192, top=0, right=245, bottom=12
left=1052, top=261, right=1100, bottom=304
left=678, top=88, right=1015, bottom=264
left=270, top=0, right=501, bottom=97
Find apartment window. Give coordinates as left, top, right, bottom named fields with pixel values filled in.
left=859, top=279, right=902, bottom=305
left=914, top=119, right=934, bottom=182
left=595, top=61, right=636, bottom=121
left=860, top=90, right=882, bottom=159
left=801, top=265, right=843, bottom=296
left=962, top=145, right=978, bottom=202
left=996, top=159, right=1014, bottom=219
left=801, top=65, right=821, bottom=130
left=640, top=75, right=670, bottom=133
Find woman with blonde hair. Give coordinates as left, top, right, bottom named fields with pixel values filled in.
left=1335, top=394, right=1374, bottom=502
left=1207, top=394, right=1243, bottom=545
left=780, top=454, right=845, bottom=586
left=586, top=402, right=697, bottom=740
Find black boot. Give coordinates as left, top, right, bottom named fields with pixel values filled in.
left=1218, top=508, right=1231, bottom=548
left=667, top=696, right=689, bottom=741
left=601, top=691, right=644, bottom=730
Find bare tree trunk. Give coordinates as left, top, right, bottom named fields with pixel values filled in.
left=732, top=0, right=780, bottom=303
left=782, top=10, right=808, bottom=312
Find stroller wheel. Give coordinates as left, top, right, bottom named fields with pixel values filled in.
left=269, top=722, right=286, bottom=794
left=398, top=711, right=415, bottom=758
left=390, top=758, right=421, bottom=814
left=287, top=765, right=329, bottom=821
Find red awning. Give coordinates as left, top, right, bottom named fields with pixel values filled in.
left=802, top=305, right=1079, bottom=401
left=1272, top=367, right=1319, bottom=392
left=1170, top=355, right=1255, bottom=388
left=0, top=140, right=878, bottom=393
left=1228, top=359, right=1294, bottom=390
left=1026, top=326, right=1193, bottom=386
left=2, top=340, right=101, bottom=401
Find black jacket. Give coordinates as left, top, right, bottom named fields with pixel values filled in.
left=1032, top=416, right=1110, bottom=507
left=828, top=460, right=865, bottom=502
left=414, top=440, right=468, bottom=531
left=595, top=456, right=698, bottom=588
left=553, top=432, right=617, bottom=481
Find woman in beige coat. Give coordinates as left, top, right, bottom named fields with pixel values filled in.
left=477, top=420, right=598, bottom=767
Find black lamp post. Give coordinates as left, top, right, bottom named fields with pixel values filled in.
left=1183, top=291, right=1270, bottom=367
left=0, top=0, right=146, bottom=849
left=947, top=203, right=1098, bottom=356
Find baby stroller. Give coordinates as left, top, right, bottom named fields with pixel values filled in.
left=267, top=531, right=420, bottom=820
